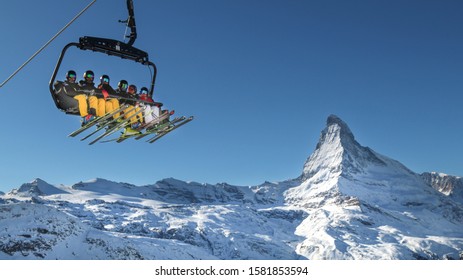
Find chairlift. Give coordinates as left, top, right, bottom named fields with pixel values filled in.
left=49, top=0, right=160, bottom=115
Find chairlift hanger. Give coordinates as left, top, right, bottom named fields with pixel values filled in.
left=49, top=0, right=158, bottom=114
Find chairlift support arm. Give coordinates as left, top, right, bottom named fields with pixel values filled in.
left=125, top=0, right=137, bottom=46
left=49, top=37, right=157, bottom=99
left=50, top=1, right=157, bottom=101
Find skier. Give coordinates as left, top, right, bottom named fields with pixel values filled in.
left=139, top=87, right=161, bottom=125
left=75, top=70, right=101, bottom=124
left=114, top=80, right=139, bottom=134
left=97, top=74, right=111, bottom=90
left=53, top=70, right=82, bottom=112
left=98, top=74, right=121, bottom=119
left=58, top=70, right=95, bottom=125
left=123, top=84, right=143, bottom=134
left=78, top=70, right=105, bottom=118
left=115, top=79, right=130, bottom=98
left=53, top=70, right=78, bottom=92
left=64, top=70, right=77, bottom=86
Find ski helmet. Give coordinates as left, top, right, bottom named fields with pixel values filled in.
left=66, top=70, right=77, bottom=83
left=118, top=80, right=128, bottom=91
left=140, top=87, right=149, bottom=95
left=128, top=84, right=137, bottom=94
left=66, top=70, right=76, bottom=79
left=100, top=74, right=110, bottom=84
left=83, top=70, right=94, bottom=81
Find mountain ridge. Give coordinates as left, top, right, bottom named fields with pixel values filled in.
left=1, top=115, right=462, bottom=260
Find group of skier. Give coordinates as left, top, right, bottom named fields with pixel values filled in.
left=62, top=70, right=165, bottom=135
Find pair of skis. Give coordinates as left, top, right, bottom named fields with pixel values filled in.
left=70, top=105, right=142, bottom=145
left=68, top=104, right=129, bottom=138
left=146, top=116, right=194, bottom=143
left=68, top=105, right=193, bottom=144
left=99, top=111, right=173, bottom=143
left=101, top=115, right=194, bottom=144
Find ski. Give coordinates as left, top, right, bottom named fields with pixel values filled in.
left=113, top=112, right=172, bottom=143
left=80, top=105, right=139, bottom=141
left=135, top=116, right=186, bottom=140
left=115, top=132, right=140, bottom=143
left=140, top=110, right=173, bottom=131
left=147, top=116, right=194, bottom=144
left=87, top=118, right=132, bottom=145
left=100, top=114, right=179, bottom=143
left=88, top=107, right=144, bottom=145
left=99, top=133, right=138, bottom=143
left=68, top=105, right=129, bottom=137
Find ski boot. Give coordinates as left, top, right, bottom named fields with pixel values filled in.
left=82, top=114, right=95, bottom=126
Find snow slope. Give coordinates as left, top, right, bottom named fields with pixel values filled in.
left=286, top=115, right=463, bottom=259
left=1, top=115, right=462, bottom=260
left=1, top=178, right=304, bottom=260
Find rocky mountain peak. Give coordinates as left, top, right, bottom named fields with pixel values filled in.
left=325, top=114, right=356, bottom=143
left=421, top=172, right=463, bottom=204
left=301, top=115, right=385, bottom=181
left=10, top=178, right=67, bottom=197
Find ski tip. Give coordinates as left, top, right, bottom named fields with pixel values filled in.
left=88, top=139, right=98, bottom=145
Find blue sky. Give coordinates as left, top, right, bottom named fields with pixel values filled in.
left=0, top=0, right=462, bottom=192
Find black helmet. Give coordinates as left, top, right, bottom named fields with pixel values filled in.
left=128, top=84, right=137, bottom=94
left=100, top=74, right=110, bottom=84
left=83, top=70, right=94, bottom=82
left=118, top=80, right=128, bottom=91
left=140, top=87, right=149, bottom=95
left=66, top=70, right=76, bottom=79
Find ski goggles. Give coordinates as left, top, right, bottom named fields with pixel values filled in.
left=140, top=89, right=148, bottom=94
left=120, top=83, right=128, bottom=90
left=102, top=77, right=110, bottom=83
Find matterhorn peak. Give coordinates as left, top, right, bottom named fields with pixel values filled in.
left=301, top=115, right=385, bottom=181
left=325, top=114, right=355, bottom=142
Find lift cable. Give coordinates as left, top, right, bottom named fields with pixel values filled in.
left=0, top=0, right=97, bottom=89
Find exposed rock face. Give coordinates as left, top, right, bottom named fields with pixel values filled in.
left=421, top=172, right=463, bottom=204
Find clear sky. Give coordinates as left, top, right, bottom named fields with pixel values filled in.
left=0, top=0, right=462, bottom=192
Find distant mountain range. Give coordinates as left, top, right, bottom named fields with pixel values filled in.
left=1, top=115, right=461, bottom=259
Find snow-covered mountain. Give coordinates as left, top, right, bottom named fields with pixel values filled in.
left=1, top=115, right=462, bottom=260
left=0, top=178, right=304, bottom=260
left=286, top=115, right=463, bottom=259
